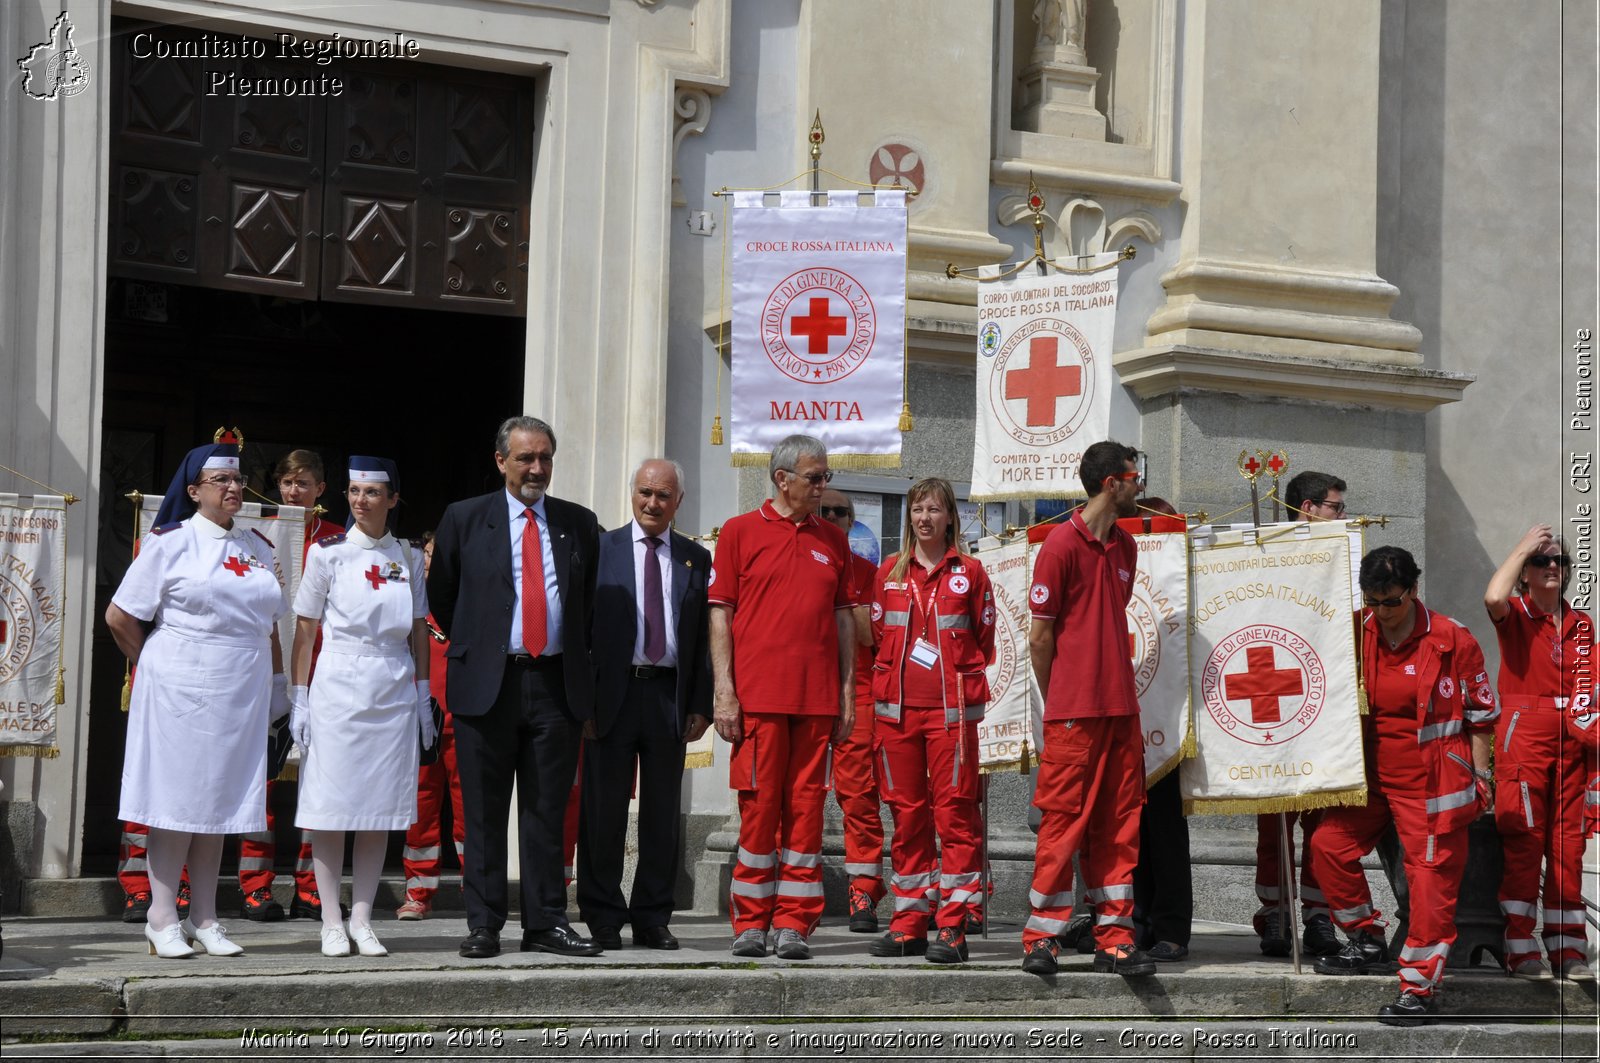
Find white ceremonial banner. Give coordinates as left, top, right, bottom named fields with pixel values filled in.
left=975, top=536, right=1042, bottom=771
left=137, top=498, right=305, bottom=659
left=729, top=189, right=907, bottom=466
left=0, top=494, right=68, bottom=753
left=1180, top=521, right=1365, bottom=813
left=1124, top=521, right=1191, bottom=785
left=970, top=253, right=1121, bottom=500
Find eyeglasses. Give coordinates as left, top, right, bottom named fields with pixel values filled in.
left=781, top=468, right=834, bottom=486
left=1362, top=594, right=1409, bottom=608
left=1307, top=499, right=1347, bottom=515
left=197, top=474, right=244, bottom=488
left=819, top=506, right=853, bottom=518
left=1107, top=471, right=1145, bottom=489
left=1528, top=554, right=1572, bottom=569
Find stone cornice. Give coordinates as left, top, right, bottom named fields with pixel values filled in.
left=1113, top=344, right=1474, bottom=412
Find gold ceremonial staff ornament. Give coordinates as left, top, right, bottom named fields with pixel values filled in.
left=946, top=173, right=1135, bottom=281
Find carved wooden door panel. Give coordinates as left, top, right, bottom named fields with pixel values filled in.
left=323, top=61, right=534, bottom=316
left=109, top=23, right=532, bottom=316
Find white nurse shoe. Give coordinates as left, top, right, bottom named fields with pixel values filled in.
left=181, top=918, right=244, bottom=956
left=144, top=922, right=195, bottom=958
left=350, top=924, right=389, bottom=957
left=321, top=924, right=351, bottom=957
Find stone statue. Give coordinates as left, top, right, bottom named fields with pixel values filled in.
left=1032, top=0, right=1088, bottom=65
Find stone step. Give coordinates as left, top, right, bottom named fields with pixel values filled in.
left=0, top=913, right=1592, bottom=1057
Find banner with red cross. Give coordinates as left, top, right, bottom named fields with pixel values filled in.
left=969, top=253, right=1122, bottom=500
left=728, top=189, right=907, bottom=467
left=974, top=535, right=1043, bottom=772
left=1178, top=521, right=1365, bottom=814
left=0, top=493, right=68, bottom=754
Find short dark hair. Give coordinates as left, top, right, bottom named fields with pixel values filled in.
left=1360, top=545, right=1421, bottom=595
left=496, top=416, right=557, bottom=456
left=1080, top=441, right=1139, bottom=497
left=1285, top=471, right=1346, bottom=515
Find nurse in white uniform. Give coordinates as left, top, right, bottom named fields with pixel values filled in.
left=290, top=456, right=434, bottom=958
left=106, top=442, right=292, bottom=959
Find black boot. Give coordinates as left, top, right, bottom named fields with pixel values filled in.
left=1312, top=929, right=1389, bottom=975
left=1377, top=990, right=1437, bottom=1027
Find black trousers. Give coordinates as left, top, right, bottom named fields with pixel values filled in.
left=453, top=658, right=579, bottom=933
left=1132, top=771, right=1194, bottom=948
left=577, top=672, right=684, bottom=930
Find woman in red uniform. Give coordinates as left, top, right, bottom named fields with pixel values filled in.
left=1309, top=546, right=1495, bottom=1026
left=867, top=478, right=995, bottom=964
left=1486, top=524, right=1596, bottom=982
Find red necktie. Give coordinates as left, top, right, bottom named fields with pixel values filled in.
left=522, top=507, right=547, bottom=657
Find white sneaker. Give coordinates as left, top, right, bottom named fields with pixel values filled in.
left=1559, top=959, right=1596, bottom=983
left=321, top=924, right=351, bottom=957
left=1509, top=957, right=1554, bottom=981
left=181, top=918, right=244, bottom=957
left=144, top=922, right=195, bottom=959
left=350, top=924, right=389, bottom=957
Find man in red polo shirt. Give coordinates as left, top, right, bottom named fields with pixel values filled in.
left=1021, top=440, right=1154, bottom=977
left=819, top=487, right=885, bottom=933
left=711, top=435, right=855, bottom=960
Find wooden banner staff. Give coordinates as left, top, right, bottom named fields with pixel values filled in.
left=945, top=173, right=1136, bottom=281
left=707, top=111, right=921, bottom=445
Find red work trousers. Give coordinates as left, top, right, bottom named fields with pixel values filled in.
left=877, top=709, right=982, bottom=935
left=729, top=713, right=831, bottom=934
left=1253, top=809, right=1327, bottom=932
left=404, top=722, right=466, bottom=902
left=118, top=821, right=152, bottom=896
left=830, top=694, right=885, bottom=903
left=1025, top=716, right=1144, bottom=949
left=238, top=779, right=315, bottom=896
left=1495, top=704, right=1591, bottom=969
left=1309, top=787, right=1468, bottom=999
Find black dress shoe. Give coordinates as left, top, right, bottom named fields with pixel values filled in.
left=633, top=925, right=679, bottom=950
left=459, top=928, right=501, bottom=959
left=522, top=924, right=604, bottom=956
left=590, top=925, right=623, bottom=950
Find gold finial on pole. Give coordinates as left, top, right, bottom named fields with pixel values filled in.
left=808, top=110, right=825, bottom=163
left=213, top=426, right=245, bottom=449
left=1026, top=172, right=1046, bottom=261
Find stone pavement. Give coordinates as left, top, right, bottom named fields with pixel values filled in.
left=0, top=912, right=1594, bottom=1061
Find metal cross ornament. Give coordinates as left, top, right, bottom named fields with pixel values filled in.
left=1237, top=449, right=1264, bottom=527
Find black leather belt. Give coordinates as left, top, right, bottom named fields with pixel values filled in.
left=628, top=664, right=676, bottom=680
left=508, top=653, right=563, bottom=669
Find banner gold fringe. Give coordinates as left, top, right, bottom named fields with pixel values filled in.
left=979, top=741, right=1036, bottom=775
left=278, top=762, right=300, bottom=782
left=0, top=744, right=60, bottom=758
left=972, top=489, right=1088, bottom=504
left=120, top=671, right=131, bottom=712
left=1183, top=785, right=1368, bottom=817
left=55, top=666, right=65, bottom=704
left=684, top=750, right=714, bottom=770
left=728, top=452, right=902, bottom=470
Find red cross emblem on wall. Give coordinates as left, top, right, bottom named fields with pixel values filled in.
left=364, top=564, right=387, bottom=590
left=1004, top=336, right=1082, bottom=427
left=221, top=555, right=250, bottom=577
left=1223, top=645, right=1304, bottom=726
left=789, top=297, right=848, bottom=356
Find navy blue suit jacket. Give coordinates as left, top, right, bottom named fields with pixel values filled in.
left=590, top=525, right=712, bottom=739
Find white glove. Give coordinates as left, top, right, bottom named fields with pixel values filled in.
left=269, top=673, right=291, bottom=721
left=289, top=684, right=311, bottom=751
left=416, top=680, right=437, bottom=749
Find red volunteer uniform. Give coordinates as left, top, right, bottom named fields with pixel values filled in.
left=871, top=548, right=996, bottom=936
left=403, top=614, right=466, bottom=905
left=832, top=552, right=886, bottom=910
left=711, top=501, right=853, bottom=934
left=1310, top=604, right=1497, bottom=1000
left=1023, top=511, right=1144, bottom=950
left=1492, top=595, right=1595, bottom=971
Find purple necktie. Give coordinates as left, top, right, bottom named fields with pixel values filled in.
left=643, top=536, right=666, bottom=663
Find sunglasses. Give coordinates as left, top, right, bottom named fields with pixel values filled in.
left=781, top=469, right=834, bottom=486
left=819, top=506, right=853, bottom=518
left=1527, top=555, right=1572, bottom=569
left=1362, top=594, right=1409, bottom=609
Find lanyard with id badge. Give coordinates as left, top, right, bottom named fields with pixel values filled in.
left=905, top=569, right=940, bottom=672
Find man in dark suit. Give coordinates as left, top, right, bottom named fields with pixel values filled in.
left=426, top=415, right=603, bottom=959
left=577, top=459, right=712, bottom=950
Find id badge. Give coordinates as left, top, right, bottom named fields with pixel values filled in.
left=909, top=637, right=940, bottom=670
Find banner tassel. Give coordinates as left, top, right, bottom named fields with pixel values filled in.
left=898, top=402, right=914, bottom=432
left=120, top=670, right=132, bottom=713
left=709, top=415, right=724, bottom=446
